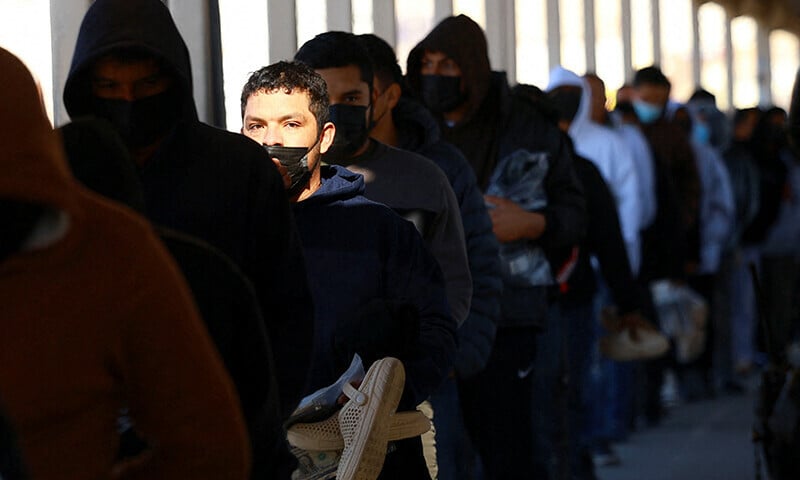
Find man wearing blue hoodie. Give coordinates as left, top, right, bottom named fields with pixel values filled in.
left=241, top=61, right=456, bottom=480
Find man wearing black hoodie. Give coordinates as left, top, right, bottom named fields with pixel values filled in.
left=62, top=1, right=314, bottom=477
left=241, top=60, right=455, bottom=479
left=356, top=33, right=502, bottom=479
left=294, top=32, right=472, bottom=335
left=406, top=14, right=586, bottom=479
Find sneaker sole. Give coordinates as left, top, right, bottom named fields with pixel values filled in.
left=336, top=357, right=406, bottom=480
left=287, top=410, right=431, bottom=451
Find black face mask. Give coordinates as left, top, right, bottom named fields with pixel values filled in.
left=92, top=89, right=181, bottom=149
left=264, top=141, right=317, bottom=197
left=420, top=75, right=465, bottom=114
left=326, top=104, right=369, bottom=163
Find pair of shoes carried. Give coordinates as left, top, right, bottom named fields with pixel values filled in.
left=599, top=308, right=670, bottom=361
left=287, top=358, right=429, bottom=480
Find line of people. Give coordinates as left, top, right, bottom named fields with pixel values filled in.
left=1, top=2, right=798, bottom=480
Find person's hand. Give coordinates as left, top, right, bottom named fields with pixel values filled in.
left=484, top=195, right=546, bottom=243
left=271, top=158, right=291, bottom=190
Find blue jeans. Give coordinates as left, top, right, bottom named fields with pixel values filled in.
left=561, top=301, right=598, bottom=480
left=531, top=303, right=568, bottom=480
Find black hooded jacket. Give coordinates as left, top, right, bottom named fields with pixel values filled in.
left=63, top=0, right=313, bottom=438
left=59, top=118, right=294, bottom=479
left=407, top=15, right=586, bottom=328
left=394, top=97, right=502, bottom=378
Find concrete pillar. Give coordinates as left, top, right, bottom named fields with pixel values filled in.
left=268, top=0, right=298, bottom=62
left=692, top=0, right=701, bottom=88
left=652, top=0, right=661, bottom=66
left=757, top=23, right=772, bottom=106
left=622, top=0, right=633, bottom=82
left=169, top=0, right=214, bottom=123
left=49, top=0, right=91, bottom=126
left=585, top=0, right=596, bottom=73
left=327, top=0, right=352, bottom=31
left=725, top=10, right=735, bottom=111
left=486, top=0, right=516, bottom=80
left=547, top=0, right=561, bottom=71
left=372, top=0, right=397, bottom=46
left=434, top=0, right=453, bottom=23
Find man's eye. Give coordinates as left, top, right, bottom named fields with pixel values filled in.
left=286, top=122, right=300, bottom=128
left=247, top=124, right=263, bottom=131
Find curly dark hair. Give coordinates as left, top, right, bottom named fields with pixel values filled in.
left=240, top=60, right=330, bottom=133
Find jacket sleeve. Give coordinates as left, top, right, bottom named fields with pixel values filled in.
left=580, top=159, right=643, bottom=314
left=429, top=170, right=473, bottom=327
left=445, top=156, right=502, bottom=379
left=388, top=218, right=458, bottom=410
left=609, top=136, right=643, bottom=274
left=242, top=149, right=315, bottom=419
left=538, top=129, right=587, bottom=251
left=121, top=233, right=250, bottom=480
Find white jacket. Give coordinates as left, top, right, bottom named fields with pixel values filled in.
left=547, top=67, right=643, bottom=274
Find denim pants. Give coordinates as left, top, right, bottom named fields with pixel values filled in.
left=531, top=303, right=568, bottom=480
left=561, top=300, right=598, bottom=480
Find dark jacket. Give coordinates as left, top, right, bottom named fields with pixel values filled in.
left=59, top=117, right=293, bottom=479
left=722, top=140, right=761, bottom=248
left=394, top=97, right=502, bottom=377
left=63, top=0, right=314, bottom=423
left=408, top=15, right=586, bottom=329
left=333, top=140, right=472, bottom=331
left=640, top=117, right=702, bottom=269
left=566, top=155, right=642, bottom=313
left=292, top=166, right=456, bottom=410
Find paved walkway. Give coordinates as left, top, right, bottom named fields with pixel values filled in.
left=597, top=388, right=762, bottom=480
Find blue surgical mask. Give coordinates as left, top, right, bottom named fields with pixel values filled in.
left=692, top=122, right=711, bottom=145
left=633, top=100, right=663, bottom=125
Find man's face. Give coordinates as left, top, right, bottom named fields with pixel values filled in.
left=91, top=57, right=172, bottom=101
left=420, top=50, right=462, bottom=77
left=242, top=89, right=333, bottom=177
left=315, top=65, right=374, bottom=157
left=635, top=83, right=669, bottom=108
left=316, top=65, right=372, bottom=109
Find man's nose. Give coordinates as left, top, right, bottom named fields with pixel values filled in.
left=264, top=129, right=283, bottom=146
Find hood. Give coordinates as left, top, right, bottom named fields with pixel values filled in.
left=394, top=96, right=442, bottom=152
left=303, top=165, right=366, bottom=205
left=406, top=14, right=491, bottom=124
left=545, top=66, right=593, bottom=141
left=63, top=0, right=197, bottom=122
left=0, top=47, right=80, bottom=215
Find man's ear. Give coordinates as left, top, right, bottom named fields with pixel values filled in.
left=319, top=121, right=336, bottom=155
left=371, top=85, right=379, bottom=105
left=385, top=83, right=402, bottom=110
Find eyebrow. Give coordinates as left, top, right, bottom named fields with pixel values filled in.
left=342, top=89, right=364, bottom=97
left=244, top=112, right=307, bottom=123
